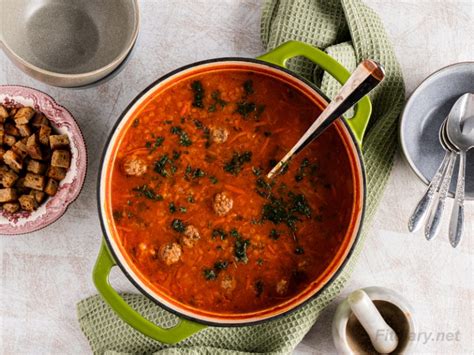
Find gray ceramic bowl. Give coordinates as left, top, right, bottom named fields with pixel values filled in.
left=0, top=0, right=139, bottom=87
left=400, top=62, right=474, bottom=199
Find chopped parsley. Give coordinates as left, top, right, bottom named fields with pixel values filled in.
left=252, top=166, right=262, bottom=177
left=295, top=158, right=319, bottom=182
left=208, top=90, right=228, bottom=112
left=295, top=246, right=305, bottom=255
left=132, top=185, right=163, bottom=201
left=261, top=192, right=312, bottom=231
left=214, top=260, right=228, bottom=271
left=171, top=219, right=186, bottom=233
left=209, top=175, right=218, bottom=184
left=203, top=269, right=217, bottom=280
left=193, top=119, right=204, bottom=130
left=212, top=228, right=227, bottom=240
left=269, top=229, right=280, bottom=240
left=184, top=165, right=205, bottom=180
left=243, top=80, right=254, bottom=96
left=187, top=195, right=195, bottom=203
left=235, top=101, right=256, bottom=118
left=169, top=202, right=186, bottom=214
left=203, top=260, right=229, bottom=281
left=191, top=80, right=204, bottom=108
left=224, top=151, right=252, bottom=175
left=254, top=280, right=264, bottom=297
left=145, top=136, right=164, bottom=153
left=230, top=228, right=250, bottom=263
left=154, top=154, right=177, bottom=177
left=170, top=126, right=192, bottom=146
left=169, top=202, right=177, bottom=213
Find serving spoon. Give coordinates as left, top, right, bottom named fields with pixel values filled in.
left=446, top=93, right=474, bottom=247
left=267, top=59, right=385, bottom=179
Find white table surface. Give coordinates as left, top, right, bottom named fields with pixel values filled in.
left=1, top=1, right=473, bottom=354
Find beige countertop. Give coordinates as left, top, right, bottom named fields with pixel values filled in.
left=1, top=0, right=473, bottom=354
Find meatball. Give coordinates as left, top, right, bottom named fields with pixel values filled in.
left=159, top=242, right=182, bottom=265
left=213, top=192, right=233, bottom=216
left=210, top=127, right=229, bottom=143
left=121, top=155, right=147, bottom=176
left=276, top=279, right=289, bottom=295
left=180, top=225, right=201, bottom=248
left=221, top=275, right=236, bottom=291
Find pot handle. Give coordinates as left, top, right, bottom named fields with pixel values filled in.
left=257, top=40, right=372, bottom=145
left=93, top=242, right=206, bottom=344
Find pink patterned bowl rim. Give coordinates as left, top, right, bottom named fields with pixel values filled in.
left=0, top=85, right=87, bottom=235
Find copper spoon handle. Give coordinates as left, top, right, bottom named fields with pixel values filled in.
left=267, top=59, right=385, bottom=179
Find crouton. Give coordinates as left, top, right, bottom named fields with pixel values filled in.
left=2, top=202, right=20, bottom=213
left=46, top=166, right=67, bottom=180
left=51, top=150, right=71, bottom=168
left=24, top=173, right=45, bottom=191
left=17, top=124, right=32, bottom=137
left=31, top=112, right=50, bottom=128
left=12, top=140, right=28, bottom=159
left=3, top=150, right=22, bottom=172
left=0, top=130, right=4, bottom=145
left=0, top=188, right=17, bottom=202
left=30, top=189, right=46, bottom=203
left=39, top=125, right=52, bottom=145
left=49, top=134, right=70, bottom=149
left=15, top=178, right=27, bottom=195
left=19, top=194, right=38, bottom=211
left=27, top=160, right=46, bottom=175
left=4, top=134, right=16, bottom=147
left=26, top=134, right=43, bottom=160
left=0, top=105, right=8, bottom=122
left=14, top=107, right=35, bottom=125
left=44, top=178, right=58, bottom=196
left=2, top=170, right=18, bottom=187
left=5, top=123, right=20, bottom=137
left=0, top=148, right=5, bottom=160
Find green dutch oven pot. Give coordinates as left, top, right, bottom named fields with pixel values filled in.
left=93, top=40, right=372, bottom=344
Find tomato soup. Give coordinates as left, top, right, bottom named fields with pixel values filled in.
left=107, top=69, right=355, bottom=314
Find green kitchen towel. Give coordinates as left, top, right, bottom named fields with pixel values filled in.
left=77, top=0, right=405, bottom=353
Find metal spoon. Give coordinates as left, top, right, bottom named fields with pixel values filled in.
left=408, top=119, right=453, bottom=232
left=424, top=121, right=458, bottom=240
left=267, top=59, right=385, bottom=179
left=446, top=93, right=474, bottom=247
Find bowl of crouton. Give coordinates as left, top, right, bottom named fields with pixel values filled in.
left=0, top=85, right=87, bottom=234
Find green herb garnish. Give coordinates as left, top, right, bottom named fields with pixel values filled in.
left=191, top=80, right=204, bottom=108
left=224, top=151, right=252, bottom=175
left=269, top=229, right=280, bottom=240
left=146, top=136, right=164, bottom=153
left=171, top=219, right=186, bottom=233
left=184, top=165, right=205, bottom=180
left=133, top=185, right=163, bottom=201
left=154, top=154, right=176, bottom=177
left=254, top=280, right=264, bottom=297
left=203, top=269, right=217, bottom=280
left=243, top=80, right=254, bottom=96
left=171, top=126, right=192, bottom=146
left=212, top=228, right=227, bottom=240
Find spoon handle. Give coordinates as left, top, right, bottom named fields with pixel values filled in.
left=267, top=59, right=385, bottom=178
left=425, top=151, right=456, bottom=240
left=408, top=151, right=450, bottom=232
left=449, top=151, right=466, bottom=248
